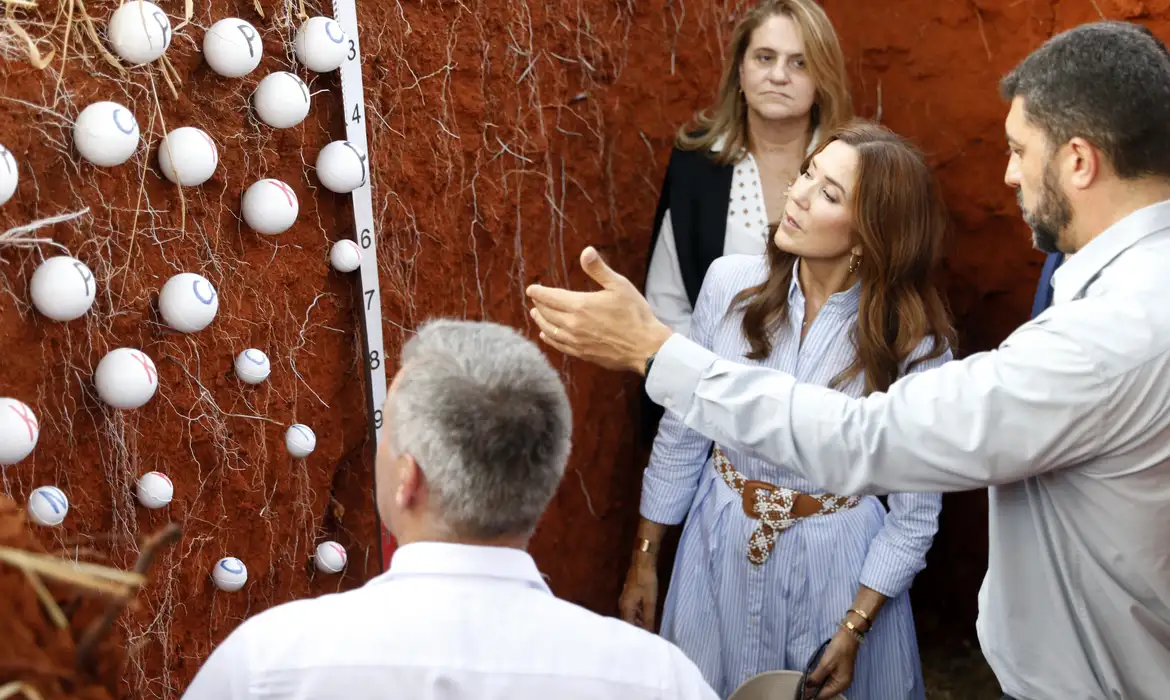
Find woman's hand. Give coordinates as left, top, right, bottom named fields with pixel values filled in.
left=803, top=627, right=861, bottom=699
left=618, top=555, right=659, bottom=631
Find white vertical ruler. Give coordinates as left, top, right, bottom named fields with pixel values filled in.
left=329, top=0, right=391, bottom=567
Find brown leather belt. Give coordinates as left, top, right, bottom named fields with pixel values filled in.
left=713, top=445, right=860, bottom=565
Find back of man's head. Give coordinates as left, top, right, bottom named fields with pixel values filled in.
left=386, top=319, right=572, bottom=540
left=1000, top=21, right=1170, bottom=179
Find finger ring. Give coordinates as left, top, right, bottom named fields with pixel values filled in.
left=553, top=327, right=560, bottom=337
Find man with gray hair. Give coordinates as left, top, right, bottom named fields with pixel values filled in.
left=527, top=21, right=1170, bottom=700
left=181, top=319, right=717, bottom=700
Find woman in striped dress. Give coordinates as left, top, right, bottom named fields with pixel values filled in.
left=619, top=121, right=957, bottom=700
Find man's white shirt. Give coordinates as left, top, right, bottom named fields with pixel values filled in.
left=181, top=542, right=718, bottom=700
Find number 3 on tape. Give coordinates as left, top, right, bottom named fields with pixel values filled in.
left=331, top=0, right=391, bottom=568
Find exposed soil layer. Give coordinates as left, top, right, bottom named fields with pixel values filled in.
left=0, top=494, right=122, bottom=700
left=1, top=0, right=1167, bottom=698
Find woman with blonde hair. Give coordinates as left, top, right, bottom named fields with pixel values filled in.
left=644, top=0, right=853, bottom=338
left=622, top=121, right=952, bottom=699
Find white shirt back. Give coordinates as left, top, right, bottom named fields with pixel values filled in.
left=181, top=542, right=718, bottom=700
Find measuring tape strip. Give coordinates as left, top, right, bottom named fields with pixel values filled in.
left=329, top=0, right=391, bottom=569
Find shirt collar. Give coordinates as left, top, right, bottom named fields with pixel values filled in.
left=365, top=541, right=552, bottom=594
left=787, top=258, right=861, bottom=315
left=1052, top=198, right=1170, bottom=305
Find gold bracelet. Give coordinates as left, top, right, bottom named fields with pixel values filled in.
left=849, top=608, right=872, bottom=626
left=839, top=619, right=865, bottom=643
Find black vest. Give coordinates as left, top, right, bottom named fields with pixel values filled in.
left=639, top=144, right=736, bottom=438
left=645, top=146, right=737, bottom=306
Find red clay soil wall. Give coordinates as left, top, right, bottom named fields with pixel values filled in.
left=2, top=0, right=1169, bottom=698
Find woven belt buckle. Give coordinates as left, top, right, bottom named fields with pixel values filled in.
left=741, top=479, right=775, bottom=519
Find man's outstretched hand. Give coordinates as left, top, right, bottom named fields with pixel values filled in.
left=525, top=247, right=674, bottom=375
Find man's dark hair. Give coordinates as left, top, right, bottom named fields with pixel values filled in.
left=1000, top=21, right=1170, bottom=179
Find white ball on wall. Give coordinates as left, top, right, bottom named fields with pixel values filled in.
left=74, top=101, right=140, bottom=167
left=157, top=126, right=218, bottom=187
left=27, top=485, right=68, bottom=527
left=252, top=71, right=311, bottom=129
left=0, top=144, right=18, bottom=207
left=315, top=140, right=367, bottom=194
left=234, top=349, right=271, bottom=385
left=159, top=272, right=218, bottom=333
left=136, top=471, right=174, bottom=509
left=107, top=0, right=172, bottom=66
left=285, top=423, right=316, bottom=458
left=0, top=398, right=39, bottom=466
left=294, top=17, right=348, bottom=73
left=329, top=240, right=362, bottom=273
left=30, top=256, right=97, bottom=322
left=203, top=18, right=263, bottom=77
left=314, top=541, right=347, bottom=573
left=242, top=178, right=299, bottom=235
left=94, top=348, right=158, bottom=410
left=212, top=556, right=248, bottom=591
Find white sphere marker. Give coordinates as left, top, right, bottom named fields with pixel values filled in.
left=30, top=256, right=96, bottom=322
left=294, top=16, right=348, bottom=73
left=329, top=240, right=361, bottom=273
left=212, top=556, right=248, bottom=592
left=315, top=140, right=367, bottom=193
left=203, top=18, right=262, bottom=77
left=252, top=72, right=311, bottom=129
left=75, top=101, right=140, bottom=167
left=107, top=0, right=172, bottom=66
left=0, top=144, right=17, bottom=207
left=242, top=179, right=299, bottom=235
left=157, top=127, right=218, bottom=187
left=28, top=486, right=68, bottom=527
left=314, top=541, right=347, bottom=573
left=159, top=272, right=218, bottom=333
left=95, top=348, right=158, bottom=409
left=0, top=398, right=39, bottom=466
left=285, top=423, right=316, bottom=458
left=136, top=471, right=173, bottom=509
left=234, top=349, right=271, bottom=385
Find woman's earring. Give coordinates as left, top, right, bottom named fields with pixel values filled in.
left=848, top=254, right=860, bottom=274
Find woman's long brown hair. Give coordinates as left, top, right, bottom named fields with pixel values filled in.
left=677, top=0, right=853, bottom=163
left=731, top=120, right=957, bottom=394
